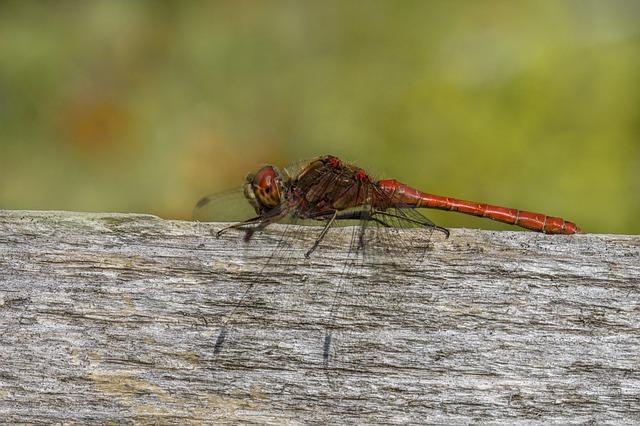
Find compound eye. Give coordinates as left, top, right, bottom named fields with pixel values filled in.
left=251, top=165, right=282, bottom=209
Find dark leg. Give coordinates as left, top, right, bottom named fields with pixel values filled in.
left=304, top=209, right=395, bottom=258
left=243, top=218, right=274, bottom=242
left=305, top=210, right=337, bottom=258
left=216, top=216, right=262, bottom=238
left=241, top=206, right=291, bottom=241
left=435, top=225, right=450, bottom=238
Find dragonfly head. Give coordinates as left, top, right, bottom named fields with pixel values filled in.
left=244, top=165, right=284, bottom=214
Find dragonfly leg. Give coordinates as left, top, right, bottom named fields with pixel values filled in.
left=354, top=211, right=392, bottom=250
left=219, top=205, right=290, bottom=241
left=313, top=209, right=393, bottom=252
left=305, top=209, right=392, bottom=257
left=434, top=225, right=450, bottom=238
left=242, top=207, right=291, bottom=242
left=305, top=210, right=338, bottom=258
left=215, top=216, right=262, bottom=238
left=242, top=220, right=270, bottom=242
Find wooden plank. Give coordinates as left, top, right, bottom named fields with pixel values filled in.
left=0, top=210, right=639, bottom=424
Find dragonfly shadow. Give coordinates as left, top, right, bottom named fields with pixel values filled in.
left=213, top=328, right=227, bottom=355
left=322, top=331, right=332, bottom=368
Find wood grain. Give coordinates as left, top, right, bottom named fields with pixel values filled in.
left=0, top=210, right=639, bottom=424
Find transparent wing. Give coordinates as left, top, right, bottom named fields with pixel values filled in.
left=194, top=156, right=321, bottom=225
left=360, top=207, right=440, bottom=262
left=321, top=200, right=445, bottom=383
left=193, top=187, right=256, bottom=223
left=199, top=158, right=448, bottom=378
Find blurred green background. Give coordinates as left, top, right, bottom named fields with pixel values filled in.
left=1, top=1, right=638, bottom=234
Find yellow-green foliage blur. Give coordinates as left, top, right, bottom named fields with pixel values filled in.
left=1, top=1, right=638, bottom=234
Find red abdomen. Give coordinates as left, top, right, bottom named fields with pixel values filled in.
left=376, top=179, right=580, bottom=234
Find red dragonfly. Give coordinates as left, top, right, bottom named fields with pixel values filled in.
left=197, top=154, right=579, bottom=245
left=195, top=155, right=580, bottom=361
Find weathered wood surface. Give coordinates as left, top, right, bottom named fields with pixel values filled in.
left=0, top=210, right=639, bottom=424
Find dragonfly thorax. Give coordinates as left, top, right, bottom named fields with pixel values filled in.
left=244, top=165, right=285, bottom=214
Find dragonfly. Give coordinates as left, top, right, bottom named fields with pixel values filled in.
left=195, top=155, right=580, bottom=363
left=197, top=154, right=579, bottom=240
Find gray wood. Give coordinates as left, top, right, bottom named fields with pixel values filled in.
left=0, top=210, right=639, bottom=425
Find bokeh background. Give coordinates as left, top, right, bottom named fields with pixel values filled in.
left=1, top=1, right=638, bottom=234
